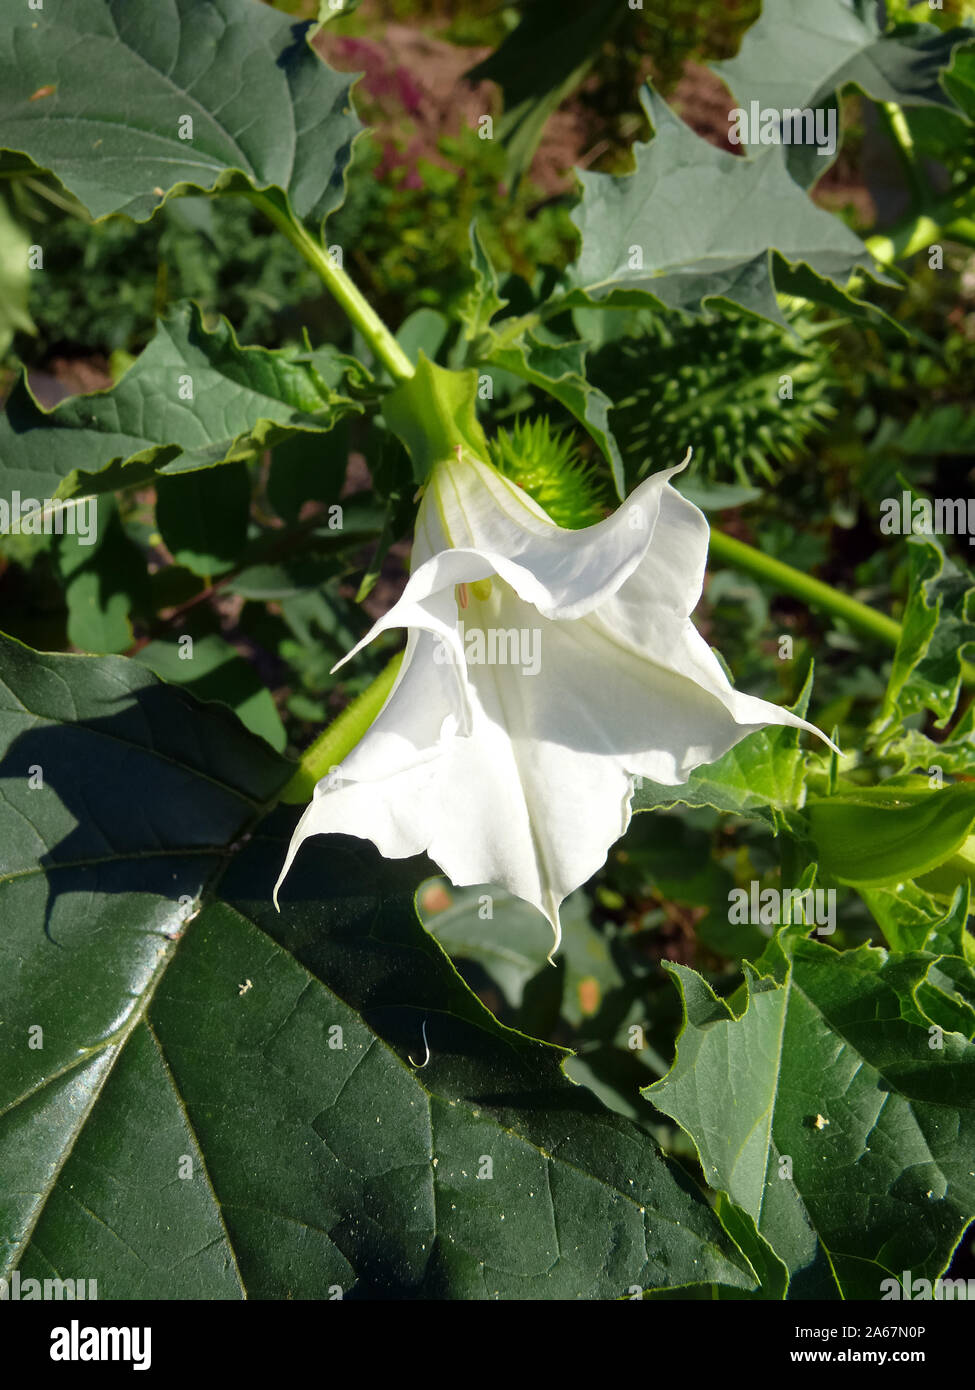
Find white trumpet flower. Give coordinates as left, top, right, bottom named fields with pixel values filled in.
left=276, top=448, right=833, bottom=953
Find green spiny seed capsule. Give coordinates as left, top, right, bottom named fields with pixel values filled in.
left=487, top=417, right=608, bottom=529
left=588, top=309, right=837, bottom=487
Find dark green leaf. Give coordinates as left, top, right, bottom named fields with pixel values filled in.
left=562, top=85, right=892, bottom=330
left=0, top=302, right=364, bottom=503
left=133, top=634, right=287, bottom=752
left=0, top=634, right=755, bottom=1298
left=0, top=0, right=361, bottom=228
left=645, top=926, right=975, bottom=1298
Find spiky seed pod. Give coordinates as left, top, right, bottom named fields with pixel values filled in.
left=589, top=310, right=838, bottom=488
left=486, top=417, right=610, bottom=529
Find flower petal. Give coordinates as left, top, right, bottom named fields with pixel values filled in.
left=589, top=492, right=840, bottom=758
left=339, top=629, right=462, bottom=781
left=278, top=451, right=837, bottom=950
left=274, top=758, right=443, bottom=909
left=284, top=564, right=828, bottom=949
left=273, top=631, right=457, bottom=904
left=413, top=449, right=695, bottom=620
left=538, top=608, right=834, bottom=786
left=335, top=454, right=700, bottom=691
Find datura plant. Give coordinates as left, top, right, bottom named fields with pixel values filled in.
left=276, top=361, right=834, bottom=951
left=2, top=0, right=975, bottom=1315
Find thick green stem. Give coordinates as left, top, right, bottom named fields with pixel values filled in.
left=708, top=529, right=902, bottom=648
left=711, top=534, right=975, bottom=691
left=280, top=651, right=404, bottom=804
left=249, top=191, right=415, bottom=383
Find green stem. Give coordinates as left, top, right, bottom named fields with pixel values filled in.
left=248, top=191, right=415, bottom=383
left=711, top=535, right=975, bottom=691
left=708, top=529, right=903, bottom=648
left=878, top=101, right=927, bottom=209
left=280, top=651, right=404, bottom=804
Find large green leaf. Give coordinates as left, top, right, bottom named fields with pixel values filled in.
left=715, top=0, right=973, bottom=125
left=0, top=0, right=361, bottom=228
left=0, top=634, right=756, bottom=1299
left=645, top=926, right=975, bottom=1299
left=0, top=302, right=365, bottom=503
left=806, top=781, right=975, bottom=889
left=561, top=85, right=892, bottom=330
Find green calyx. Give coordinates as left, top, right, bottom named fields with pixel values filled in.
left=382, top=356, right=608, bottom=530
left=590, top=309, right=837, bottom=488
left=382, top=353, right=490, bottom=484
left=487, top=417, right=609, bottom=529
